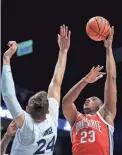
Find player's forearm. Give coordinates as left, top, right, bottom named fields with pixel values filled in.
left=63, top=77, right=88, bottom=104
left=2, top=64, right=23, bottom=118
left=1, top=133, right=12, bottom=155
left=104, top=46, right=117, bottom=115
left=3, top=55, right=11, bottom=65
left=52, top=51, right=67, bottom=85
left=106, top=46, right=116, bottom=79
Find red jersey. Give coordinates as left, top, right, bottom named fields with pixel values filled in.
left=71, top=112, right=114, bottom=155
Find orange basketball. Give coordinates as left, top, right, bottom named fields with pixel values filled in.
left=86, top=16, right=111, bottom=41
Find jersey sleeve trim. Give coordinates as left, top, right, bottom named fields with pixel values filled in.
left=97, top=111, right=114, bottom=129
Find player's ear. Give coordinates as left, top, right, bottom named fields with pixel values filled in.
left=26, top=105, right=30, bottom=113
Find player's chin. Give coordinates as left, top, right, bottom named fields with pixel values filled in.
left=84, top=105, right=90, bottom=109
left=84, top=107, right=91, bottom=114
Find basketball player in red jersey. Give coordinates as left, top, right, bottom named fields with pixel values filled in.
left=62, top=26, right=116, bottom=155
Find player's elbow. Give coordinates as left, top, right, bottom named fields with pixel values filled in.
left=2, top=91, right=11, bottom=98
left=52, top=77, right=62, bottom=86
left=107, top=72, right=116, bottom=80
left=62, top=96, right=69, bottom=105
left=2, top=92, right=15, bottom=103
left=62, top=96, right=66, bottom=104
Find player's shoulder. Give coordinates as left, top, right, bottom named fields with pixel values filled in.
left=77, top=112, right=85, bottom=118
left=24, top=110, right=32, bottom=119
left=72, top=112, right=83, bottom=124
left=19, top=111, right=34, bottom=129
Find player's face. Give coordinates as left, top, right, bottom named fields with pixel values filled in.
left=83, top=96, right=101, bottom=114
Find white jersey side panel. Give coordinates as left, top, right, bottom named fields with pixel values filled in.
left=97, top=111, right=114, bottom=155
left=10, top=98, right=59, bottom=155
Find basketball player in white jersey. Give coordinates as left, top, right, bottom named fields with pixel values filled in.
left=2, top=25, right=71, bottom=155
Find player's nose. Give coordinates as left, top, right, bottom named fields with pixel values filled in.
left=86, top=98, right=90, bottom=102
left=85, top=98, right=90, bottom=104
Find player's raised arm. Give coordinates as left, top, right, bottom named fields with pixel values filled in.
left=48, top=25, right=71, bottom=103
left=2, top=41, right=25, bottom=127
left=103, top=26, right=117, bottom=123
left=62, top=66, right=105, bottom=126
left=1, top=121, right=17, bottom=155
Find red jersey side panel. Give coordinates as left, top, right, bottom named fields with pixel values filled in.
left=71, top=112, right=114, bottom=155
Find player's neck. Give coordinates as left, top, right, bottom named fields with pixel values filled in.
left=34, top=116, right=46, bottom=123
left=85, top=111, right=96, bottom=115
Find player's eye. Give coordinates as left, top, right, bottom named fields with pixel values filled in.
left=92, top=97, right=96, bottom=100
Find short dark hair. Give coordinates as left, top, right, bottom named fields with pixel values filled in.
left=28, top=91, right=49, bottom=120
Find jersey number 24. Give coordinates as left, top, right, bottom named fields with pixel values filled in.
left=34, top=136, right=55, bottom=154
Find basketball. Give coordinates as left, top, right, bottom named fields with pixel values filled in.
left=86, top=16, right=111, bottom=41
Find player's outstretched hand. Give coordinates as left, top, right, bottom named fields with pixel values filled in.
left=58, top=24, right=71, bottom=53
left=104, top=26, right=114, bottom=48
left=84, top=65, right=106, bottom=83
left=6, top=120, right=17, bottom=137
left=4, top=41, right=18, bottom=59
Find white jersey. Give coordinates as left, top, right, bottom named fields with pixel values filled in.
left=10, top=98, right=59, bottom=155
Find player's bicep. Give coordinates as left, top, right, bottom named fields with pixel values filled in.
left=48, top=82, right=60, bottom=104
left=2, top=94, right=25, bottom=127
left=62, top=103, right=78, bottom=127
left=104, top=78, right=117, bottom=119
left=98, top=105, right=114, bottom=127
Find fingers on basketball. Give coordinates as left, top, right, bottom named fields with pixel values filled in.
left=86, top=16, right=111, bottom=41
left=107, top=26, right=114, bottom=39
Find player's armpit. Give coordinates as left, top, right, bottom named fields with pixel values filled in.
left=98, top=105, right=114, bottom=127
left=62, top=101, right=78, bottom=127
left=104, top=77, right=117, bottom=119
left=14, top=112, right=25, bottom=128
